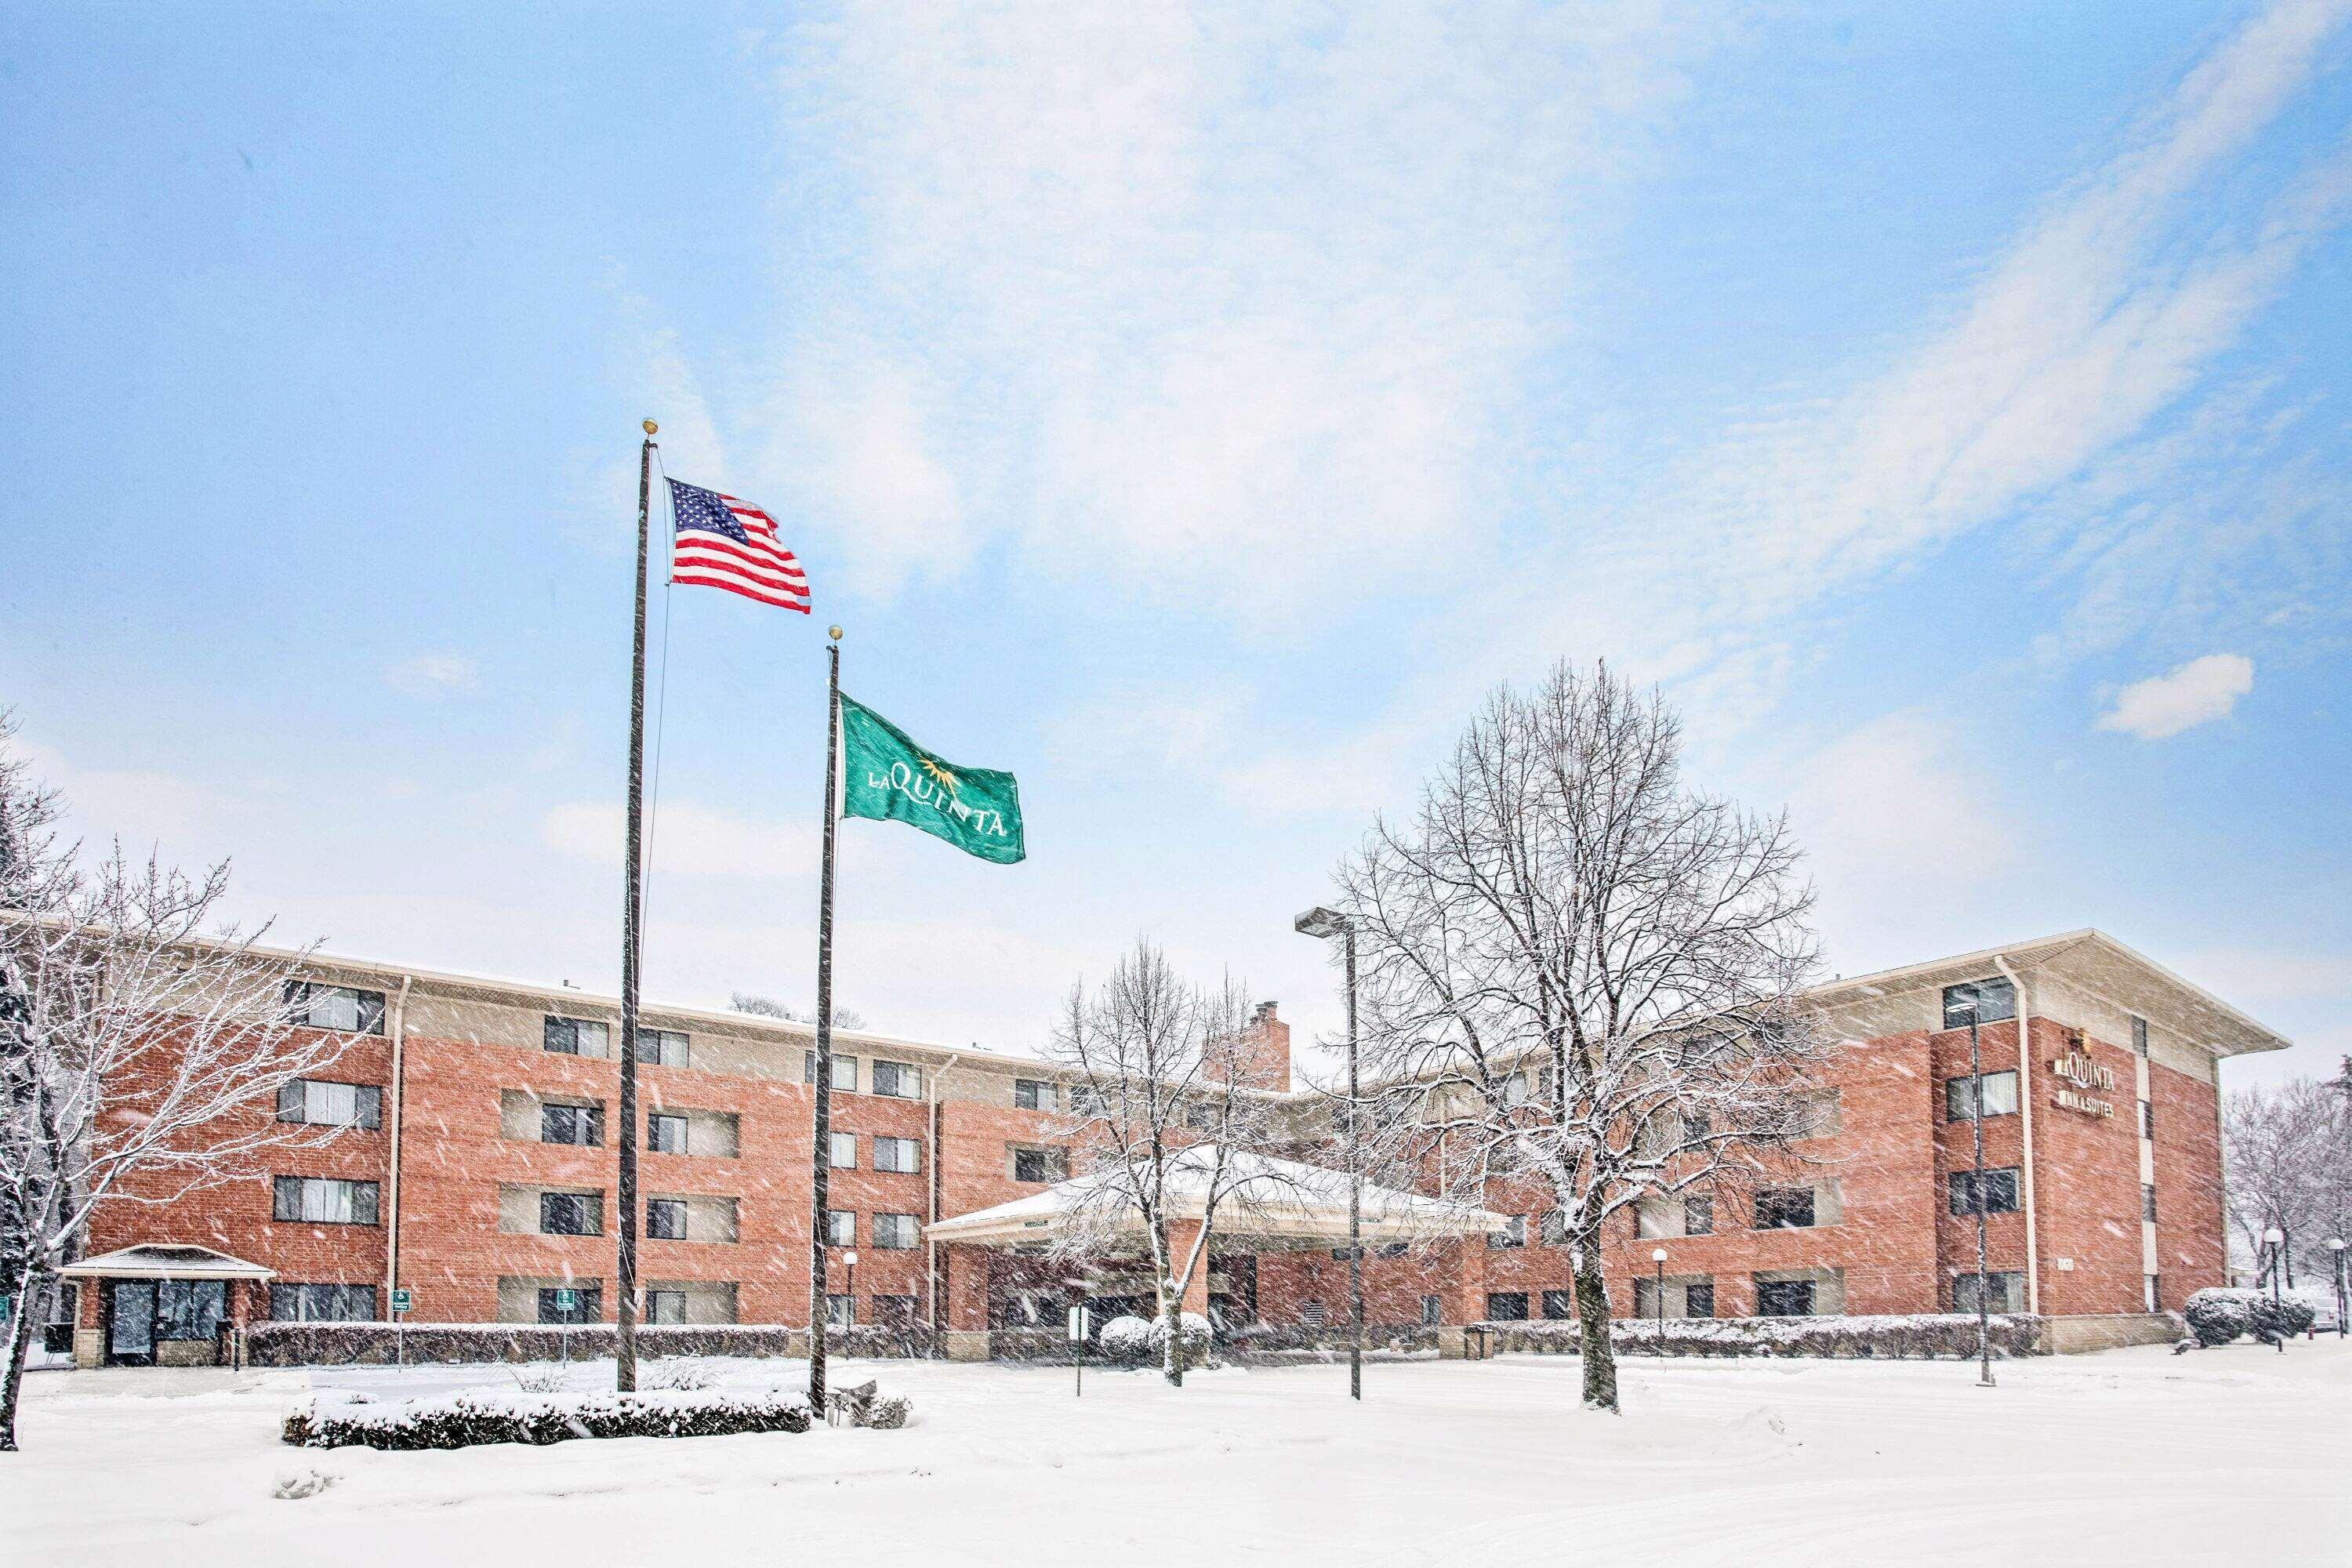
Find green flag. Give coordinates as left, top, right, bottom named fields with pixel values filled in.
left=839, top=692, right=1025, bottom=863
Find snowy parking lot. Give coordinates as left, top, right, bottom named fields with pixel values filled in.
left=5, top=1341, right=2348, bottom=1566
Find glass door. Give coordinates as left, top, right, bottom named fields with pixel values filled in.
left=107, top=1280, right=156, bottom=1365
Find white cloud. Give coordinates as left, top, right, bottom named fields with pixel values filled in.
left=383, top=653, right=478, bottom=696
left=2096, top=653, right=2256, bottom=739
left=1786, top=713, right=2014, bottom=910
left=541, top=800, right=819, bottom=878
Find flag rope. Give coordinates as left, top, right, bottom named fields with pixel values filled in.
left=642, top=448, right=679, bottom=938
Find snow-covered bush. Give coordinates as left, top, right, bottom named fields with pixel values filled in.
left=2183, top=1289, right=2259, bottom=1347
left=283, top=1388, right=811, bottom=1450
left=2252, top=1292, right=2316, bottom=1341
left=509, top=1364, right=570, bottom=1392
left=1098, top=1316, right=1155, bottom=1361
left=1149, top=1312, right=1214, bottom=1363
left=863, top=1394, right=912, bottom=1429
left=644, top=1362, right=718, bottom=1391
left=1482, top=1313, right=2049, bottom=1360
left=245, top=1322, right=939, bottom=1367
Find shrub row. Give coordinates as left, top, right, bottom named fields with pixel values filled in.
left=1473, top=1312, right=2049, bottom=1359
left=1221, top=1323, right=1443, bottom=1361
left=245, top=1321, right=938, bottom=1367
left=2181, top=1287, right=2316, bottom=1348
left=283, top=1388, right=812, bottom=1450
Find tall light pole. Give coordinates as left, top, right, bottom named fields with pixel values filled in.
left=2329, top=1239, right=2346, bottom=1340
left=2262, top=1227, right=2285, bottom=1352
left=1953, top=996, right=1995, bottom=1388
left=1651, top=1248, right=1668, bottom=1337
left=1295, top=906, right=1363, bottom=1402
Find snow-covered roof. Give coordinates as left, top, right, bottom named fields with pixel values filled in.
left=59, top=1243, right=276, bottom=1280
left=926, top=1145, right=1511, bottom=1247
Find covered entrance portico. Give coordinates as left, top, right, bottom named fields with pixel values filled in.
left=926, top=1147, right=1512, bottom=1361
left=57, top=1245, right=274, bottom=1369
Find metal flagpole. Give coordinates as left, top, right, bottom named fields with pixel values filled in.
left=616, top=418, right=658, bottom=1394
left=809, top=625, right=843, bottom=1412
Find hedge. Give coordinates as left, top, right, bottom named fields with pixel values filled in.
left=1472, top=1312, right=2049, bottom=1359
left=283, top=1388, right=812, bottom=1450
left=245, top=1321, right=938, bottom=1367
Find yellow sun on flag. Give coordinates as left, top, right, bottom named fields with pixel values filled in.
left=920, top=756, right=960, bottom=793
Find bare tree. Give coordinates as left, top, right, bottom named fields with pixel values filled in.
left=729, top=992, right=866, bottom=1031
left=1043, top=939, right=1299, bottom=1385
left=2224, top=1076, right=2346, bottom=1286
left=1335, top=662, right=1825, bottom=1412
left=0, top=724, right=347, bottom=1452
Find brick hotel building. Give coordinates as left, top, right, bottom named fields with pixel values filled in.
left=48, top=928, right=2285, bottom=1367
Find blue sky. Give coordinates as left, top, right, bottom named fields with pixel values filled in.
left=3, top=2, right=2347, bottom=1087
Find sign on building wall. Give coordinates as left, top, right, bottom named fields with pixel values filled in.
left=2050, top=1048, right=2118, bottom=1118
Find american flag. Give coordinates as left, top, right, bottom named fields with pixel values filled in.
left=666, top=478, right=810, bottom=612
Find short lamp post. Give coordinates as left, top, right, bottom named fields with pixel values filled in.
left=2330, top=1239, right=2347, bottom=1340
left=1295, top=905, right=1364, bottom=1403
left=1651, top=1248, right=1668, bottom=1338
left=2263, top=1229, right=2284, bottom=1352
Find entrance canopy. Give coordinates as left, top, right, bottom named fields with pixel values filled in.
left=60, top=1244, right=275, bottom=1281
left=927, top=1145, right=1510, bottom=1249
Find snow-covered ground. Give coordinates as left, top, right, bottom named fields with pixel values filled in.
left=5, top=1341, right=2348, bottom=1566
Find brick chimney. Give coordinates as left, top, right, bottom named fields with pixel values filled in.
left=1232, top=1000, right=1290, bottom=1093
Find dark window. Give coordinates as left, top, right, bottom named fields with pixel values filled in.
left=1684, top=1279, right=1715, bottom=1318
left=1539, top=1209, right=1568, bottom=1246
left=285, top=982, right=387, bottom=1035
left=635, top=1028, right=688, bottom=1067
left=1754, top=1188, right=1816, bottom=1229
left=1684, top=1195, right=1715, bottom=1236
left=1486, top=1214, right=1527, bottom=1249
left=826, top=1294, right=855, bottom=1329
left=873, top=1214, right=918, bottom=1250
left=540, top=1102, right=602, bottom=1147
left=872, top=1060, right=921, bottom=1099
left=646, top=1290, right=687, bottom=1325
left=539, top=1192, right=600, bottom=1236
left=647, top=1199, right=687, bottom=1241
left=537, top=1287, right=601, bottom=1325
left=1951, top=1272, right=2024, bottom=1314
left=1633, top=1277, right=1663, bottom=1318
left=154, top=1280, right=228, bottom=1341
left=1755, top=1277, right=1816, bottom=1316
left=273, top=1176, right=379, bottom=1225
left=1945, top=1070, right=2020, bottom=1121
left=2143, top=1183, right=2158, bottom=1222
left=1941, top=980, right=2016, bottom=1030
left=1948, top=1167, right=2021, bottom=1216
left=1420, top=1294, right=1442, bottom=1326
left=874, top=1294, right=918, bottom=1328
left=648, top=1113, right=688, bottom=1154
left=2145, top=1273, right=2161, bottom=1312
left=543, top=1015, right=609, bottom=1057
left=2132, top=1016, right=2149, bottom=1058
left=2140, top=1100, right=2154, bottom=1139
left=270, top=1283, right=376, bottom=1322
left=1541, top=1289, right=1574, bottom=1320
left=1484, top=1291, right=1530, bottom=1321
left=1012, top=1148, right=1065, bottom=1184
left=276, top=1080, right=383, bottom=1130
left=874, top=1136, right=920, bottom=1174
left=826, top=1209, right=855, bottom=1247
left=1013, top=1078, right=1054, bottom=1111
left=1376, top=1241, right=1409, bottom=1259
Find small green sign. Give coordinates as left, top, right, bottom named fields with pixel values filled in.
left=554, top=1289, right=579, bottom=1311
left=390, top=1289, right=412, bottom=1314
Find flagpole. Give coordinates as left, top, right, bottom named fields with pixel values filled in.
left=809, top=624, right=843, bottom=1412
left=615, top=418, right=657, bottom=1394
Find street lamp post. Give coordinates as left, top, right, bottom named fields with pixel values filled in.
left=2329, top=1239, right=2347, bottom=1340
left=1295, top=905, right=1363, bottom=1403
left=1651, top=1248, right=1668, bottom=1338
left=2263, top=1228, right=2284, bottom=1352
left=844, top=1249, right=858, bottom=1334
left=1953, top=997, right=1995, bottom=1388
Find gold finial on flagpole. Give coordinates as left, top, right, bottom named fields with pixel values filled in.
left=829, top=625, right=843, bottom=641
left=642, top=418, right=659, bottom=435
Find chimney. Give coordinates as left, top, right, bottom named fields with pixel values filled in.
left=1236, top=1001, right=1290, bottom=1093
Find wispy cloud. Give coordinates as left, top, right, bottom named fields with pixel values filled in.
left=383, top=652, right=479, bottom=697
left=541, top=800, right=818, bottom=878
left=2097, top=652, right=2256, bottom=739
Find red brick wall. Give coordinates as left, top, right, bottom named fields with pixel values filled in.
left=2150, top=1060, right=2226, bottom=1306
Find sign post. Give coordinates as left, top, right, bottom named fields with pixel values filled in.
left=1067, top=1304, right=1092, bottom=1398
left=554, top=1288, right=579, bottom=1367
left=390, top=1288, right=412, bottom=1368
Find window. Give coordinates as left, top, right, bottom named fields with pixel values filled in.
left=1486, top=1214, right=1527, bottom=1249
left=1541, top=1289, right=1574, bottom=1321
left=1948, top=1167, right=2021, bottom=1216
left=543, top=1016, right=610, bottom=1057
left=635, top=1028, right=688, bottom=1067
left=804, top=1053, right=860, bottom=1092
left=1376, top=1241, right=1409, bottom=1259
left=826, top=1294, right=855, bottom=1330
left=273, top=1176, right=379, bottom=1225
left=872, top=1060, right=922, bottom=1099
left=1484, top=1291, right=1530, bottom=1321
left=647, top=1199, right=687, bottom=1241
left=1799, top=1091, right=1840, bottom=1138
left=1754, top=1188, right=1816, bottom=1229
left=1499, top=1071, right=1531, bottom=1109
left=1683, top=1279, right=1715, bottom=1319
left=1012, top=1147, right=1065, bottom=1184
left=1951, top=1271, right=2024, bottom=1314
left=2143, top=1182, right=2158, bottom=1222
left=540, top=1102, right=602, bottom=1147
left=1684, top=1195, right=1715, bottom=1236
left=648, top=1113, right=688, bottom=1155
left=1300, top=1300, right=1328, bottom=1327
left=2132, top=1016, right=2149, bottom=1058
left=285, top=982, right=387, bottom=1035
left=270, top=1283, right=376, bottom=1322
left=1014, top=1078, right=1055, bottom=1112
left=1941, top=979, right=2016, bottom=1029
left=1421, top=1294, right=1442, bottom=1327
left=2140, top=1100, right=2154, bottom=1139
left=1539, top=1209, right=1568, bottom=1246
left=874, top=1294, right=919, bottom=1328
left=539, top=1192, right=600, bottom=1236
left=826, top=1209, right=855, bottom=1247
left=873, top=1136, right=921, bottom=1174
left=828, top=1132, right=857, bottom=1170
left=1755, top=1277, right=1816, bottom=1316
left=276, top=1079, right=383, bottom=1130
left=646, top=1290, right=688, bottom=1325
left=1636, top=1200, right=1676, bottom=1240
left=873, top=1214, right=919, bottom=1250
left=154, top=1279, right=228, bottom=1341
left=538, top=1287, right=601, bottom=1324
left=1945, top=1070, right=2020, bottom=1121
